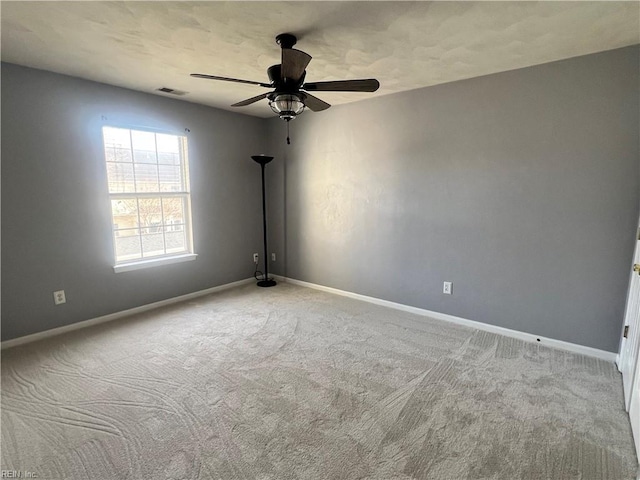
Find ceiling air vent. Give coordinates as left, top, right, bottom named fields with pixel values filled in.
left=156, top=87, right=188, bottom=96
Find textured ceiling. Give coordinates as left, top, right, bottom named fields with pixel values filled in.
left=2, top=1, right=639, bottom=118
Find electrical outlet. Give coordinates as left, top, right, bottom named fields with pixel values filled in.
left=271, top=253, right=276, bottom=262
left=253, top=253, right=259, bottom=264
left=443, top=282, right=453, bottom=295
left=53, top=290, right=66, bottom=305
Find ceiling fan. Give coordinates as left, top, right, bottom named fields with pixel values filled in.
left=191, top=33, right=380, bottom=123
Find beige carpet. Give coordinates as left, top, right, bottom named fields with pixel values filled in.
left=1, top=282, right=637, bottom=479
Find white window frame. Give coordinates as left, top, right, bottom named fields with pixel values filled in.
left=102, top=125, right=197, bottom=273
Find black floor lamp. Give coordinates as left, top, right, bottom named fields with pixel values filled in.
left=252, top=155, right=277, bottom=288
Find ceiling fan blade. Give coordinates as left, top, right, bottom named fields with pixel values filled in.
left=303, top=79, right=380, bottom=92
left=231, top=93, right=269, bottom=107
left=190, top=73, right=271, bottom=88
left=303, top=93, right=331, bottom=112
left=281, top=49, right=312, bottom=83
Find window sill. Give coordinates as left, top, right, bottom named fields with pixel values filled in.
left=113, top=253, right=197, bottom=273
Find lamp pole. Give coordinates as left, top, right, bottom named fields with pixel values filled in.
left=251, top=155, right=277, bottom=287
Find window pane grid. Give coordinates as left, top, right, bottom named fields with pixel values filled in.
left=110, top=192, right=189, bottom=198
left=135, top=197, right=144, bottom=259
left=103, top=126, right=192, bottom=264
left=113, top=227, right=140, bottom=236
left=108, top=160, right=162, bottom=166
left=104, top=146, right=133, bottom=163
left=130, top=130, right=140, bottom=193
left=154, top=134, right=161, bottom=192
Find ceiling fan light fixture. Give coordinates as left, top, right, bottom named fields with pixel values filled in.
left=269, top=93, right=305, bottom=121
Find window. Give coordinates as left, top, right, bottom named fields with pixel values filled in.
left=102, top=126, right=195, bottom=271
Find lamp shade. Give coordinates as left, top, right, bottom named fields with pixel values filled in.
left=251, top=155, right=274, bottom=166
left=269, top=94, right=305, bottom=120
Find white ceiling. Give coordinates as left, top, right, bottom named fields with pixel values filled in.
left=2, top=1, right=638, bottom=118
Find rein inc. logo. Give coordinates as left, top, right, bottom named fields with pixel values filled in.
left=1, top=471, right=37, bottom=478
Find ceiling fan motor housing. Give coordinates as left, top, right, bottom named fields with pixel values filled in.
left=268, top=64, right=306, bottom=89
left=267, top=65, right=281, bottom=85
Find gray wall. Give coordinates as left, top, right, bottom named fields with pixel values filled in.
left=267, top=46, right=640, bottom=353
left=2, top=63, right=268, bottom=341
left=3, top=47, right=638, bottom=351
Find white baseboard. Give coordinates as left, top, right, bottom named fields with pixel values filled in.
left=1, top=277, right=255, bottom=350
left=4, top=274, right=618, bottom=363
left=277, top=276, right=617, bottom=363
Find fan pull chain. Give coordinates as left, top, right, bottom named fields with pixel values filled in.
left=286, top=120, right=291, bottom=145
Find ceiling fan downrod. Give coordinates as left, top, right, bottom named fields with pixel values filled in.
left=275, top=33, right=297, bottom=49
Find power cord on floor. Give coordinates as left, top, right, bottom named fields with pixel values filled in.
left=254, top=256, right=264, bottom=281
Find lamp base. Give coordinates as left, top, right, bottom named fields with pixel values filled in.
left=257, top=279, right=277, bottom=288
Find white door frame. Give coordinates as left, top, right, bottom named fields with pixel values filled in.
left=617, top=217, right=640, bottom=462
left=618, top=219, right=640, bottom=410
left=628, top=350, right=640, bottom=460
